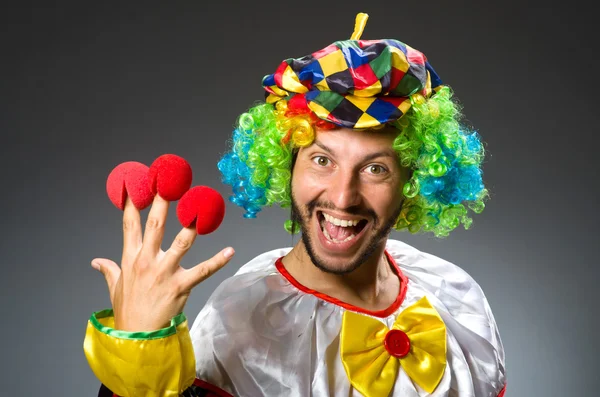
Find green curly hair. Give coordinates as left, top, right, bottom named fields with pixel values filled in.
left=217, top=87, right=488, bottom=238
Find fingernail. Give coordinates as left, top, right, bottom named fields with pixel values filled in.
left=91, top=261, right=99, bottom=270
left=223, top=248, right=235, bottom=259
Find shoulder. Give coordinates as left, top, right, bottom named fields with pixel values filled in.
left=386, top=239, right=501, bottom=338
left=190, top=247, right=293, bottom=330
left=188, top=247, right=293, bottom=388
left=386, top=239, right=506, bottom=392
left=188, top=246, right=322, bottom=394
left=386, top=239, right=493, bottom=316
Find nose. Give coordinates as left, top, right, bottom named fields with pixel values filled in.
left=327, top=168, right=362, bottom=210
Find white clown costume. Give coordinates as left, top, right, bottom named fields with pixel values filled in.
left=85, top=240, right=506, bottom=397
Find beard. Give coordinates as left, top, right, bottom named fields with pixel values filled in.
left=290, top=193, right=403, bottom=275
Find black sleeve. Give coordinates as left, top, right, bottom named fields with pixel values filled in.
left=97, top=383, right=226, bottom=397
left=98, top=384, right=113, bottom=397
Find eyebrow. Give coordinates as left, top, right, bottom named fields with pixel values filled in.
left=313, top=140, right=397, bottom=162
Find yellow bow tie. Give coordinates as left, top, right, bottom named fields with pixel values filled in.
left=340, top=296, right=447, bottom=396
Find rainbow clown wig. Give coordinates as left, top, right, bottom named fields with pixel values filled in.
left=218, top=14, right=488, bottom=238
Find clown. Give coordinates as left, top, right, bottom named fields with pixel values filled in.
left=85, top=13, right=506, bottom=397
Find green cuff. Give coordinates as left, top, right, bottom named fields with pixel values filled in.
left=89, top=309, right=187, bottom=340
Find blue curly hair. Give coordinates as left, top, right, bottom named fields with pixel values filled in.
left=218, top=86, right=488, bottom=238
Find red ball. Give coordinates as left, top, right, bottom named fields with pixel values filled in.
left=106, top=161, right=155, bottom=210
left=176, top=186, right=226, bottom=235
left=148, top=154, right=193, bottom=201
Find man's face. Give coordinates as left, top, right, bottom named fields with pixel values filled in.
left=291, top=126, right=409, bottom=274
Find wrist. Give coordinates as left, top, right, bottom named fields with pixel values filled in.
left=114, top=316, right=172, bottom=332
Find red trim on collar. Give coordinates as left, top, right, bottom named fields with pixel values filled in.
left=275, top=250, right=408, bottom=318
left=497, top=384, right=507, bottom=397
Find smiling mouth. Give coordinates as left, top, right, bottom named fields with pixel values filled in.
left=317, top=211, right=368, bottom=244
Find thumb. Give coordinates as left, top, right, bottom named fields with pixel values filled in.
left=91, top=258, right=121, bottom=292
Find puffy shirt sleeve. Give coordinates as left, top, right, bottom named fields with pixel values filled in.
left=83, top=310, right=196, bottom=397
left=385, top=240, right=507, bottom=396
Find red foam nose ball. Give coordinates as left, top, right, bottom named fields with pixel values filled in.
left=177, top=186, right=226, bottom=235
left=148, top=154, right=193, bottom=201
left=106, top=161, right=155, bottom=210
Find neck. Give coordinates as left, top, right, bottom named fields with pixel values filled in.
left=282, top=239, right=399, bottom=311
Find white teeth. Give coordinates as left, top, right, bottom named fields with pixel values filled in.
left=323, top=213, right=360, bottom=227
left=321, top=217, right=357, bottom=243
left=341, top=234, right=356, bottom=242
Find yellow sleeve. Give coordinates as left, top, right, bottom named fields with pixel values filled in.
left=83, top=309, right=196, bottom=397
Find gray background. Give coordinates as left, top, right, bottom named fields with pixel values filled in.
left=1, top=1, right=598, bottom=395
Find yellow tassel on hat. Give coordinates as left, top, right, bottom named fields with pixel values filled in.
left=350, top=13, right=369, bottom=40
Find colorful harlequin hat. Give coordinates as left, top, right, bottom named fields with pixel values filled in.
left=262, top=13, right=444, bottom=129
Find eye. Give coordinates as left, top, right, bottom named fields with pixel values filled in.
left=365, top=164, right=387, bottom=175
left=312, top=156, right=330, bottom=167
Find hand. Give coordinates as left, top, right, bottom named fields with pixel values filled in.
left=91, top=195, right=234, bottom=331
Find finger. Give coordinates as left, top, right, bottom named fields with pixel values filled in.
left=91, top=258, right=121, bottom=298
left=122, top=197, right=142, bottom=259
left=141, top=195, right=170, bottom=257
left=177, top=247, right=235, bottom=292
left=161, top=226, right=198, bottom=269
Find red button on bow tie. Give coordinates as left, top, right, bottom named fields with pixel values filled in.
left=384, top=329, right=411, bottom=358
